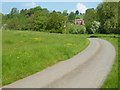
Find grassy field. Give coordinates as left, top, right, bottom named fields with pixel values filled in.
left=2, top=31, right=118, bottom=87
left=2, top=30, right=89, bottom=85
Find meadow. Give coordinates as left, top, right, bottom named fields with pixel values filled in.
left=2, top=30, right=118, bottom=88
left=2, top=30, right=89, bottom=85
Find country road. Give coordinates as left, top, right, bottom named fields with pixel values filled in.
left=3, top=38, right=116, bottom=88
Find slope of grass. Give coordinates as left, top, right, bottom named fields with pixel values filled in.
left=2, top=30, right=89, bottom=85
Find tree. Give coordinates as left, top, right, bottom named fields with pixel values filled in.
left=20, top=9, right=28, bottom=15
left=3, top=6, right=46, bottom=31
left=0, top=13, right=3, bottom=29
left=84, top=8, right=98, bottom=23
left=90, top=21, right=100, bottom=34
left=97, top=2, right=119, bottom=34
left=46, top=11, right=67, bottom=33
left=75, top=10, right=79, bottom=15
left=27, top=11, right=47, bottom=31
left=57, top=11, right=62, bottom=15
left=68, top=12, right=75, bottom=23
left=63, top=10, right=68, bottom=16
left=42, top=8, right=49, bottom=16
left=84, top=8, right=98, bottom=33
left=26, top=6, right=42, bottom=17
left=66, top=23, right=86, bottom=34
left=10, top=8, right=19, bottom=15
left=5, top=17, right=19, bottom=30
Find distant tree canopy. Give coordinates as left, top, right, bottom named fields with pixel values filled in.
left=75, top=10, right=79, bottom=15
left=2, top=2, right=119, bottom=34
left=27, top=11, right=48, bottom=31
left=10, top=8, right=19, bottom=15
left=46, top=11, right=67, bottom=33
left=0, top=13, right=3, bottom=29
left=63, top=10, right=68, bottom=16
left=68, top=12, right=75, bottom=23
left=2, top=7, right=67, bottom=33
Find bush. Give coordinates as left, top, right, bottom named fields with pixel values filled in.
left=66, top=23, right=86, bottom=34
left=85, top=21, right=100, bottom=34
left=90, top=21, right=100, bottom=34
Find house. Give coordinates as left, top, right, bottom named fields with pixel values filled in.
left=75, top=19, right=84, bottom=25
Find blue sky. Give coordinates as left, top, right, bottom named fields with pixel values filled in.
left=2, top=2, right=101, bottom=14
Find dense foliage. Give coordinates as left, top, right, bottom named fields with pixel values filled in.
left=1, top=2, right=120, bottom=34
left=84, top=2, right=119, bottom=34
left=66, top=23, right=86, bottom=34
left=2, top=6, right=85, bottom=34
left=97, top=2, right=119, bottom=34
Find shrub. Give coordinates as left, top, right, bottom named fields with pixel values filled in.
left=66, top=23, right=86, bottom=34
left=90, top=21, right=100, bottom=34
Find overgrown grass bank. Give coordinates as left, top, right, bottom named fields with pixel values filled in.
left=2, top=30, right=89, bottom=85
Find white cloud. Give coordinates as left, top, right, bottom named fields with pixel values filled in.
left=24, top=2, right=38, bottom=8
left=76, top=3, right=87, bottom=13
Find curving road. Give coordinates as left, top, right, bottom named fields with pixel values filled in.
left=3, top=38, right=116, bottom=88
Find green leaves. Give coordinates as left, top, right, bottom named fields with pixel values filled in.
left=10, top=8, right=19, bottom=15
left=46, top=11, right=67, bottom=33
left=2, top=3, right=119, bottom=34
left=90, top=21, right=100, bottom=34
left=66, top=23, right=86, bottom=34
left=32, top=11, right=48, bottom=31
left=83, top=8, right=98, bottom=34
left=97, top=2, right=119, bottom=34
left=68, top=12, right=76, bottom=22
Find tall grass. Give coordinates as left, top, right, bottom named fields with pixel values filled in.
left=2, top=30, right=89, bottom=85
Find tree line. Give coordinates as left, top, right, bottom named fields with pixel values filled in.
left=84, top=2, right=119, bottom=34
left=1, top=2, right=120, bottom=34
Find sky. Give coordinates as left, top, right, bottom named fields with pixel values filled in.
left=2, top=2, right=102, bottom=14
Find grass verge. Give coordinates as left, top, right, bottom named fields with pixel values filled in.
left=2, top=30, right=89, bottom=85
